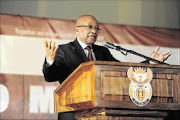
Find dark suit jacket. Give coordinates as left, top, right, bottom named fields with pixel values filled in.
left=43, top=39, right=118, bottom=83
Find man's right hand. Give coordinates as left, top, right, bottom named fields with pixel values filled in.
left=44, top=40, right=59, bottom=61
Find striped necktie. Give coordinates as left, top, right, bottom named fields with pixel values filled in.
left=85, top=46, right=93, bottom=61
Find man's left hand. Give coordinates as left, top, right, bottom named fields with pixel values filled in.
left=150, top=46, right=172, bottom=64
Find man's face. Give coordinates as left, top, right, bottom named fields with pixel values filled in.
left=76, top=16, right=100, bottom=46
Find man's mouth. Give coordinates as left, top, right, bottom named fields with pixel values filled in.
left=88, top=35, right=97, bottom=39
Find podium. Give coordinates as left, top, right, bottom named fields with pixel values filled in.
left=54, top=61, right=180, bottom=120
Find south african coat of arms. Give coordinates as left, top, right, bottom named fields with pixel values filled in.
left=127, top=67, right=153, bottom=107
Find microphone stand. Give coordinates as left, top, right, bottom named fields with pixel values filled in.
left=115, top=46, right=168, bottom=65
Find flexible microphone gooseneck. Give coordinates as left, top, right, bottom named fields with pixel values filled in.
left=102, top=41, right=168, bottom=65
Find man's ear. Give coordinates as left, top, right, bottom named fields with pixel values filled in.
left=75, top=28, right=79, bottom=34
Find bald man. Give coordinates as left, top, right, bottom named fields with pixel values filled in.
left=43, top=15, right=119, bottom=83
left=43, top=15, right=171, bottom=120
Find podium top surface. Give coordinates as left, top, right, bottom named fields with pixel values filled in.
left=78, top=61, right=180, bottom=69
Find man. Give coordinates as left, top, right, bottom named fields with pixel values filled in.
left=43, top=15, right=171, bottom=120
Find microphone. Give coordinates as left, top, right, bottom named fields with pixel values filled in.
left=102, top=41, right=128, bottom=56
left=102, top=41, right=168, bottom=64
left=102, top=41, right=116, bottom=49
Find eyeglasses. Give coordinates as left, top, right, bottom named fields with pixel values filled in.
left=77, top=25, right=101, bottom=31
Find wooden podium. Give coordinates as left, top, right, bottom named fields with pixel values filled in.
left=54, top=61, right=180, bottom=120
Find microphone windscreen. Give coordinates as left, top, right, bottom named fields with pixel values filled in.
left=102, top=41, right=116, bottom=49
left=102, top=41, right=106, bottom=46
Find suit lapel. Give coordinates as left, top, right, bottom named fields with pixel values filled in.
left=92, top=44, right=100, bottom=60
left=71, top=39, right=89, bottom=62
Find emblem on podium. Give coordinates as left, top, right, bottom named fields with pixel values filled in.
left=127, top=67, right=153, bottom=107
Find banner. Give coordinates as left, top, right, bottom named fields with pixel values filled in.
left=0, top=14, right=179, bottom=48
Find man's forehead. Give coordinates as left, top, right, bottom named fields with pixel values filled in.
left=76, top=16, right=98, bottom=25
left=81, top=21, right=98, bottom=25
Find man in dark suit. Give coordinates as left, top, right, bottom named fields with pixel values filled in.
left=43, top=39, right=118, bottom=83
left=43, top=15, right=171, bottom=120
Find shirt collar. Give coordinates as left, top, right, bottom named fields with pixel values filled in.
left=77, top=38, right=92, bottom=49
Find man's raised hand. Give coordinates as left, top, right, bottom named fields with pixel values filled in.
left=44, top=40, right=59, bottom=61
left=150, top=46, right=172, bottom=63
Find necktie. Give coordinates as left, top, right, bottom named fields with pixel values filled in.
left=85, top=46, right=93, bottom=61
